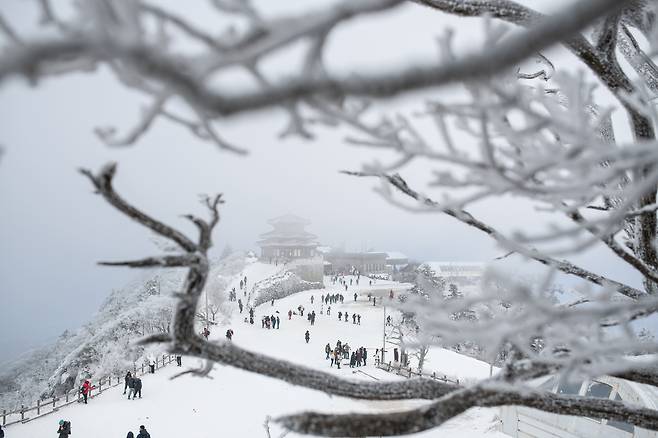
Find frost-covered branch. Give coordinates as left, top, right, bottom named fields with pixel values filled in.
left=277, top=382, right=658, bottom=436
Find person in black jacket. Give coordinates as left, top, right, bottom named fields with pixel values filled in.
left=123, top=371, right=132, bottom=394
left=57, top=419, right=71, bottom=437
left=137, top=425, right=151, bottom=438
left=133, top=378, right=142, bottom=399
left=0, top=424, right=4, bottom=438
left=127, top=376, right=136, bottom=400
left=126, top=433, right=135, bottom=438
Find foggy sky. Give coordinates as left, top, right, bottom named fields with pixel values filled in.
left=0, top=0, right=640, bottom=362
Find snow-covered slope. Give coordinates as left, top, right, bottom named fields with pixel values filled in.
left=7, top=274, right=506, bottom=438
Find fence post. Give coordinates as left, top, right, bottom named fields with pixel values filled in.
left=36, top=399, right=40, bottom=416
left=98, top=378, right=102, bottom=394
left=66, top=390, right=69, bottom=403
left=141, top=363, right=144, bottom=374
left=408, top=367, right=412, bottom=378
left=2, top=409, right=5, bottom=426
left=52, top=396, right=56, bottom=409
left=20, top=405, right=24, bottom=421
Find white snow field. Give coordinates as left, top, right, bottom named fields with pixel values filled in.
left=8, top=267, right=507, bottom=438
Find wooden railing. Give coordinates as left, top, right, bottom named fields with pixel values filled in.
left=375, top=360, right=460, bottom=385
left=2, top=354, right=176, bottom=428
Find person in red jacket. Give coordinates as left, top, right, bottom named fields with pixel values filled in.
left=80, top=380, right=95, bottom=404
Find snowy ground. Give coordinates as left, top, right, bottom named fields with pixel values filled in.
left=8, top=268, right=507, bottom=438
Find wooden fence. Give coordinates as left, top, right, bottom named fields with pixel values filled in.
left=2, top=354, right=176, bottom=428
left=375, top=360, right=460, bottom=385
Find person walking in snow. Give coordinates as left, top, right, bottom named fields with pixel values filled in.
left=338, top=311, right=342, bottom=321
left=311, top=295, right=314, bottom=304
left=344, top=284, right=348, bottom=291
left=240, top=279, right=243, bottom=289
left=357, top=314, right=361, bottom=325
left=271, top=299, right=275, bottom=306
left=325, top=343, right=331, bottom=359
left=0, top=424, right=4, bottom=438
left=288, top=309, right=292, bottom=320
left=334, top=350, right=341, bottom=369
left=354, top=292, right=357, bottom=301
left=249, top=307, right=255, bottom=318
left=80, top=380, right=94, bottom=404
left=202, top=327, right=210, bottom=339
left=238, top=299, right=243, bottom=313
left=305, top=330, right=310, bottom=343
left=363, top=347, right=368, bottom=366
left=176, top=355, right=182, bottom=366
left=137, top=425, right=151, bottom=438
left=344, top=312, right=349, bottom=323
left=127, top=375, right=136, bottom=399
left=133, top=377, right=142, bottom=399
left=276, top=315, right=280, bottom=329
left=327, top=306, right=331, bottom=316
left=126, top=432, right=135, bottom=438
left=226, top=328, right=234, bottom=340
left=352, top=313, right=356, bottom=324
left=57, top=419, right=71, bottom=437
left=123, top=371, right=132, bottom=394
left=148, top=356, right=156, bottom=374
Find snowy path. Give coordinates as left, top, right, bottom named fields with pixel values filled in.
left=8, top=271, right=507, bottom=438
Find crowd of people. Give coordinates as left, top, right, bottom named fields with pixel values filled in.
left=324, top=341, right=369, bottom=369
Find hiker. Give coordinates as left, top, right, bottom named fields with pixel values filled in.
left=330, top=350, right=335, bottom=367
left=127, top=375, right=136, bottom=399
left=354, top=292, right=357, bottom=301
left=276, top=315, right=280, bottom=329
left=311, top=295, right=314, bottom=304
left=271, top=299, right=275, bottom=306
left=350, top=352, right=356, bottom=368
left=338, top=311, right=342, bottom=321
left=238, top=299, right=243, bottom=313
left=344, top=312, right=349, bottom=323
left=334, top=349, right=341, bottom=369
left=249, top=307, right=255, bottom=318
left=325, top=343, right=331, bottom=359
left=240, top=279, right=243, bottom=289
left=57, top=420, right=72, bottom=438
left=80, top=380, right=94, bottom=404
left=352, top=313, right=356, bottom=324
left=127, top=433, right=135, bottom=438
left=226, top=328, right=234, bottom=340
left=176, top=355, right=182, bottom=366
left=148, top=356, right=156, bottom=374
left=132, top=377, right=142, bottom=399
left=123, top=371, right=132, bottom=394
left=288, top=309, right=292, bottom=320
left=390, top=290, right=394, bottom=300
left=357, top=314, right=361, bottom=324
left=387, top=315, right=391, bottom=326
left=305, top=330, right=310, bottom=343
left=202, top=327, right=210, bottom=339
left=363, top=347, right=368, bottom=365
left=137, top=425, right=151, bottom=438
left=327, top=306, right=331, bottom=316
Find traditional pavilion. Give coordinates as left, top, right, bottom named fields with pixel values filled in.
left=257, top=215, right=318, bottom=260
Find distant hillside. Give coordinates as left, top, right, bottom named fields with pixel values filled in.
left=0, top=252, right=250, bottom=410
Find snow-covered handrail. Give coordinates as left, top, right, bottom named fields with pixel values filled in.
left=1, top=354, right=176, bottom=428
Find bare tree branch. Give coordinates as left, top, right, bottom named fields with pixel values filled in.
left=277, top=383, right=658, bottom=436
